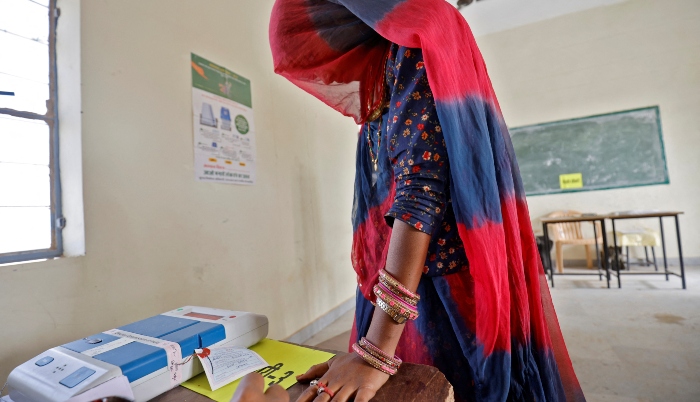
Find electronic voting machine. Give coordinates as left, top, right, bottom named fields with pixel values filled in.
left=5, top=306, right=268, bottom=402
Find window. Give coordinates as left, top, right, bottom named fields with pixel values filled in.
left=0, top=0, right=63, bottom=264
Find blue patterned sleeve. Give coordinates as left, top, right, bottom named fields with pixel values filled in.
left=383, top=47, right=449, bottom=235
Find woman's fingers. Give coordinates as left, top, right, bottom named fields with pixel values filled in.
left=294, top=371, right=335, bottom=402
left=354, top=387, right=377, bottom=402
left=295, top=361, right=330, bottom=382
left=294, top=383, right=319, bottom=402
left=313, top=380, right=342, bottom=402
left=330, top=386, right=354, bottom=402
left=312, top=389, right=332, bottom=402
left=265, top=384, right=290, bottom=402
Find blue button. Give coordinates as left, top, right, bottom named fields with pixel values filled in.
left=35, top=356, right=54, bottom=367
left=59, top=367, right=96, bottom=388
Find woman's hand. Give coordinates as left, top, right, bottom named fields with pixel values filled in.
left=293, top=220, right=425, bottom=401
left=295, top=354, right=390, bottom=402
left=230, top=373, right=289, bottom=402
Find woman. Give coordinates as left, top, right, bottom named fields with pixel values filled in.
left=268, top=1, right=585, bottom=401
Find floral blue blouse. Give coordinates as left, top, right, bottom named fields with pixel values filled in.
left=354, top=44, right=469, bottom=276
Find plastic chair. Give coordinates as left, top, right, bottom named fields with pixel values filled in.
left=546, top=210, right=603, bottom=273
left=611, top=229, right=661, bottom=270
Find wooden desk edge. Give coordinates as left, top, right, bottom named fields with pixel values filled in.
left=154, top=345, right=454, bottom=402
left=605, top=211, right=684, bottom=220
left=540, top=215, right=607, bottom=224
left=541, top=211, right=684, bottom=224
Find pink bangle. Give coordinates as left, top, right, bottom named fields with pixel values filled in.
left=352, top=342, right=398, bottom=375
left=375, top=298, right=410, bottom=324
left=379, top=269, right=420, bottom=301
left=359, top=337, right=403, bottom=366
left=378, top=282, right=419, bottom=312
left=378, top=276, right=419, bottom=307
left=374, top=284, right=420, bottom=322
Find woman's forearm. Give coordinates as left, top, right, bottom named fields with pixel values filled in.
left=364, top=220, right=431, bottom=354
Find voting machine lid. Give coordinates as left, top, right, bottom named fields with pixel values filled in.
left=7, top=307, right=268, bottom=402
left=60, top=313, right=225, bottom=382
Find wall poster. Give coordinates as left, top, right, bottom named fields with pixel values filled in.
left=191, top=53, right=256, bottom=185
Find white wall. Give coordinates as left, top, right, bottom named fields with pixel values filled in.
left=450, top=0, right=627, bottom=36
left=476, top=0, right=700, bottom=259
left=2, top=0, right=698, bottom=383
left=0, top=0, right=359, bottom=380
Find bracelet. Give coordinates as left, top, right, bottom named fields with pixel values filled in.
left=356, top=344, right=399, bottom=371
left=374, top=285, right=419, bottom=323
left=375, top=297, right=413, bottom=324
left=379, top=270, right=420, bottom=302
left=378, top=277, right=420, bottom=306
left=374, top=284, right=418, bottom=317
left=377, top=282, right=418, bottom=310
left=356, top=338, right=401, bottom=368
left=359, top=337, right=403, bottom=367
left=352, top=342, right=399, bottom=375
left=377, top=280, right=418, bottom=307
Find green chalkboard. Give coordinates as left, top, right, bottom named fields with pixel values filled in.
left=510, top=106, right=669, bottom=196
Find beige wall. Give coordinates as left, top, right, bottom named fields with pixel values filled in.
left=3, top=0, right=699, bottom=383
left=0, top=0, right=359, bottom=379
left=477, top=0, right=700, bottom=259
left=453, top=0, right=626, bottom=36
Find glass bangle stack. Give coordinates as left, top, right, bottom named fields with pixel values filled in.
left=352, top=337, right=402, bottom=375
left=373, top=269, right=420, bottom=324
left=352, top=270, right=421, bottom=375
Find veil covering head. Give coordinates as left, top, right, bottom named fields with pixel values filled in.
left=270, top=1, right=586, bottom=401
left=270, top=0, right=390, bottom=123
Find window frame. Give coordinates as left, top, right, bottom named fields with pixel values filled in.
left=0, top=0, right=64, bottom=264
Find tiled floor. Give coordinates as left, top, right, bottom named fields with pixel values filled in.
left=304, top=265, right=700, bottom=402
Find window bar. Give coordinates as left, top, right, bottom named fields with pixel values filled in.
left=0, top=0, right=63, bottom=264
left=48, top=0, right=64, bottom=257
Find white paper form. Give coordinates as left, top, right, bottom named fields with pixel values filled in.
left=195, top=347, right=269, bottom=391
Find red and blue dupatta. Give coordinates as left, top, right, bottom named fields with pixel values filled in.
left=270, top=1, right=585, bottom=400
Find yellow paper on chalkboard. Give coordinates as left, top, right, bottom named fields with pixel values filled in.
left=560, top=173, right=583, bottom=189
left=181, top=338, right=335, bottom=402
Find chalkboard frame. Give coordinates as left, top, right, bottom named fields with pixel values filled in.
left=510, top=106, right=669, bottom=196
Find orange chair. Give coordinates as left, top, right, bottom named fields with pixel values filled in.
left=546, top=210, right=603, bottom=273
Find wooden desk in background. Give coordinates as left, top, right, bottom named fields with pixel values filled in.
left=541, top=211, right=686, bottom=289
left=152, top=346, right=455, bottom=402
left=607, top=211, right=686, bottom=289
left=540, top=214, right=613, bottom=288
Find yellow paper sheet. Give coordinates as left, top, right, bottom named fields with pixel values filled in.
left=181, top=339, right=335, bottom=402
left=559, top=172, right=584, bottom=189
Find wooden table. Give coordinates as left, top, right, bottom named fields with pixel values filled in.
left=540, top=211, right=686, bottom=289
left=152, top=349, right=454, bottom=402
left=606, top=211, right=686, bottom=289
left=540, top=213, right=613, bottom=288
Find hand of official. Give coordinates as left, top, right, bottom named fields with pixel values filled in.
left=229, top=373, right=289, bottom=402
